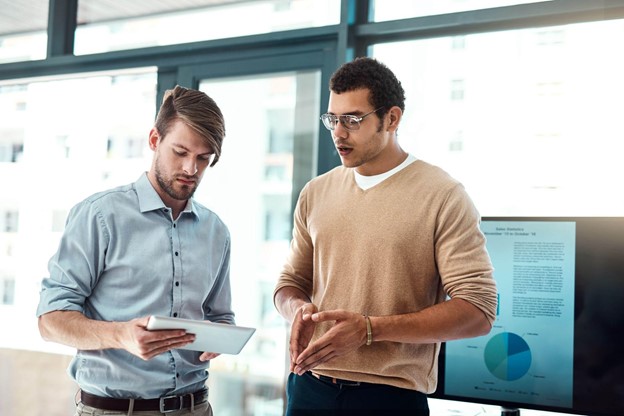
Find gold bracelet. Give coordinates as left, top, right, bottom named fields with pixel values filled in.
left=364, top=315, right=372, bottom=346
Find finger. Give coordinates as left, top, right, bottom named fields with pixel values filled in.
left=289, top=322, right=310, bottom=358
left=146, top=329, right=190, bottom=343
left=289, top=330, right=301, bottom=355
left=289, top=336, right=305, bottom=372
left=310, top=310, right=346, bottom=323
left=145, top=334, right=195, bottom=352
left=140, top=344, right=175, bottom=360
left=289, top=348, right=298, bottom=372
left=150, top=338, right=196, bottom=358
left=136, top=316, right=152, bottom=327
left=199, top=352, right=219, bottom=362
left=161, top=338, right=195, bottom=351
left=294, top=338, right=330, bottom=367
left=294, top=345, right=335, bottom=375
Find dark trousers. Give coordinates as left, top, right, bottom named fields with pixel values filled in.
left=285, top=372, right=430, bottom=416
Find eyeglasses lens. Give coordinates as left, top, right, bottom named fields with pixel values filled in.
left=342, top=116, right=360, bottom=130
left=320, top=114, right=360, bottom=131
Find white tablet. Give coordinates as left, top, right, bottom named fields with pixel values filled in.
left=146, top=315, right=255, bottom=355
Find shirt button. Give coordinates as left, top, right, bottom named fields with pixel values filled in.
left=175, top=281, right=180, bottom=286
left=173, top=312, right=178, bottom=317
left=175, top=252, right=179, bottom=256
left=173, top=224, right=177, bottom=228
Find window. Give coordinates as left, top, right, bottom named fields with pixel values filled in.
left=371, top=0, right=553, bottom=22
left=75, top=0, right=340, bottom=55
left=1, top=210, right=18, bottom=232
left=1, top=276, right=15, bottom=305
left=451, top=79, right=465, bottom=100
left=373, top=18, right=624, bottom=217
left=536, top=29, right=565, bottom=46
left=0, top=0, right=48, bottom=64
left=0, top=69, right=157, bottom=414
left=0, top=86, right=27, bottom=162
left=452, top=36, right=466, bottom=50
left=0, top=140, right=23, bottom=162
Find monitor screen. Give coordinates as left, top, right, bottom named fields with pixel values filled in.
left=431, top=217, right=624, bottom=416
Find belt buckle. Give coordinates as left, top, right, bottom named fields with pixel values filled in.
left=159, top=394, right=183, bottom=413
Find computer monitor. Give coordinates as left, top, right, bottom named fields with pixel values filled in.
left=431, top=217, right=624, bottom=416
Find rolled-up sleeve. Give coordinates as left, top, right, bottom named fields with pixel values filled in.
left=435, top=184, right=498, bottom=325
left=37, top=199, right=109, bottom=317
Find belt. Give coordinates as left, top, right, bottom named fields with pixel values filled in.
left=310, top=371, right=362, bottom=387
left=80, top=388, right=208, bottom=413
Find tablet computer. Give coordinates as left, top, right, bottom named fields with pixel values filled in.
left=146, top=315, right=256, bottom=355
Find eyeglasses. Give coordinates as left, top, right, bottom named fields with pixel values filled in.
left=320, top=107, right=384, bottom=131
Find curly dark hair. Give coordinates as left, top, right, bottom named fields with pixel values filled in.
left=329, top=57, right=405, bottom=119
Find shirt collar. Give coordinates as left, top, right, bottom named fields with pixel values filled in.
left=135, top=172, right=197, bottom=217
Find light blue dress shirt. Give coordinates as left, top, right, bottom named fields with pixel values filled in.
left=37, top=173, right=234, bottom=399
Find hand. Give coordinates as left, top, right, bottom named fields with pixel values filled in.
left=292, top=310, right=367, bottom=375
left=289, top=303, right=318, bottom=372
left=199, top=352, right=220, bottom=362
left=119, top=316, right=196, bottom=360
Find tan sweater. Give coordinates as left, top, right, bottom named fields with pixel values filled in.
left=275, top=160, right=497, bottom=393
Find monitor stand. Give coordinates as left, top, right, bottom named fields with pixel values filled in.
left=501, top=407, right=520, bottom=416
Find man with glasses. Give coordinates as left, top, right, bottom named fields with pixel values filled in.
left=37, top=86, right=231, bottom=416
left=274, top=57, right=498, bottom=415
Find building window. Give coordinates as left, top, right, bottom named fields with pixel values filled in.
left=451, top=79, right=465, bottom=101
left=452, top=36, right=466, bottom=50
left=0, top=141, right=23, bottom=162
left=449, top=131, right=464, bottom=152
left=1, top=276, right=15, bottom=305
left=1, top=210, right=18, bottom=232
left=537, top=29, right=565, bottom=46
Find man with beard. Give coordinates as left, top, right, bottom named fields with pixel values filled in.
left=37, top=86, right=230, bottom=416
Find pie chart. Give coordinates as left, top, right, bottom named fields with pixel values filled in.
left=484, top=332, right=532, bottom=381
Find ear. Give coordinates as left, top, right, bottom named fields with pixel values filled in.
left=386, top=106, right=402, bottom=132
left=148, top=128, right=160, bottom=151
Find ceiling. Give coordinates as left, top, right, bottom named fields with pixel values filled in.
left=0, top=0, right=253, bottom=37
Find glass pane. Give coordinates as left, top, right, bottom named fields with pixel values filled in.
left=0, top=1, right=48, bottom=64
left=0, top=69, right=157, bottom=414
left=198, top=70, right=320, bottom=415
left=372, top=0, right=553, bottom=22
left=75, top=0, right=340, bottom=55
left=372, top=19, right=624, bottom=216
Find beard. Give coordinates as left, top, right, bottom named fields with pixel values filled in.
left=153, top=157, right=198, bottom=202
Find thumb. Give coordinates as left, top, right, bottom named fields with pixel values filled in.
left=137, top=315, right=152, bottom=328
left=300, top=303, right=317, bottom=320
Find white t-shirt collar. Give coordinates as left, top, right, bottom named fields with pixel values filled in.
left=354, top=154, right=417, bottom=190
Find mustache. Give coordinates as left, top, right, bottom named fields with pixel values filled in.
left=176, top=174, right=198, bottom=181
